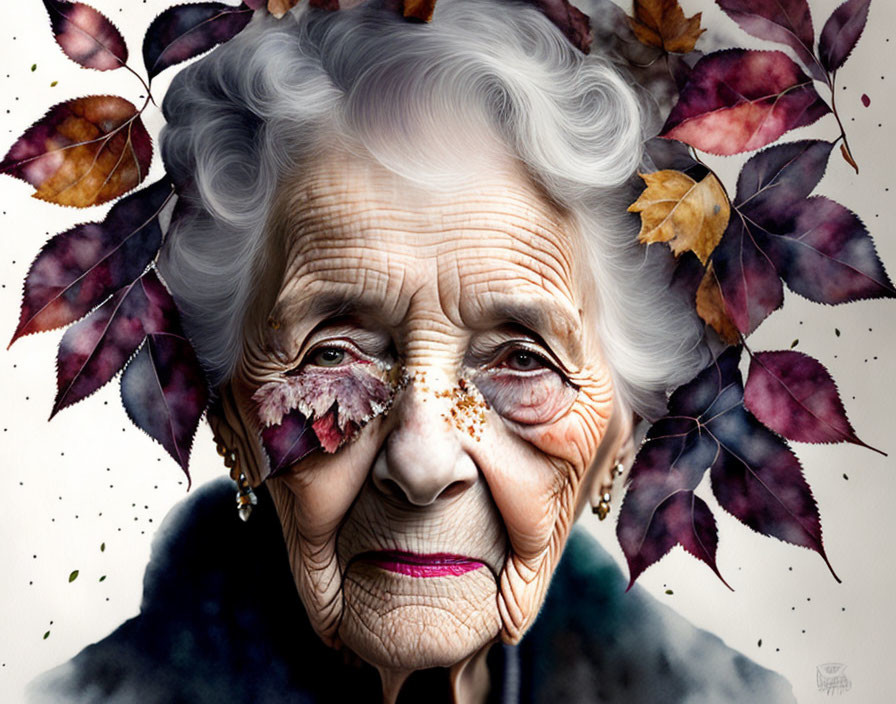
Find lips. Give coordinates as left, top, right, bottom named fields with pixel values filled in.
left=356, top=550, right=485, bottom=578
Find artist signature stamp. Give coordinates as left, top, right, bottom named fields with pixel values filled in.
left=816, top=663, right=851, bottom=696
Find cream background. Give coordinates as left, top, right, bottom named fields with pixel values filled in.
left=0, top=1, right=893, bottom=702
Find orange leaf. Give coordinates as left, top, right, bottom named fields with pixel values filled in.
left=630, top=0, right=704, bottom=54
left=267, top=0, right=300, bottom=18
left=1, top=95, right=152, bottom=208
left=696, top=263, right=740, bottom=344
left=403, top=0, right=437, bottom=22
left=628, top=169, right=729, bottom=264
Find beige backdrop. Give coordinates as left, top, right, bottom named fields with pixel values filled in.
left=0, top=1, right=893, bottom=702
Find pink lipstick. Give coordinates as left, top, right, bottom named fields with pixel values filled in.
left=358, top=551, right=484, bottom=578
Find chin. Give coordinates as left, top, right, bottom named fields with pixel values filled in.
left=338, top=562, right=502, bottom=670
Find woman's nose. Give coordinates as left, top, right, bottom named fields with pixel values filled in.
left=372, top=380, right=478, bottom=506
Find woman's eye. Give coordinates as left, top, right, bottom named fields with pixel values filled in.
left=504, top=349, right=547, bottom=372
left=309, top=347, right=347, bottom=367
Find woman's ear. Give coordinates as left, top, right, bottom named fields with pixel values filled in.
left=207, top=382, right=269, bottom=487
left=580, top=406, right=636, bottom=518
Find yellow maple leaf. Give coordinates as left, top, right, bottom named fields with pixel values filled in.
left=629, top=0, right=705, bottom=54
left=628, top=169, right=730, bottom=264
left=696, top=263, right=740, bottom=344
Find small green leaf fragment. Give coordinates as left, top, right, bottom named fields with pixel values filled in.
left=99, top=575, right=106, bottom=582
left=68, top=570, right=79, bottom=583
left=50, top=80, right=58, bottom=87
left=31, top=64, right=37, bottom=72
left=664, top=589, right=674, bottom=595
left=43, top=631, right=50, bottom=640
left=790, top=339, right=799, bottom=349
left=100, top=543, right=105, bottom=552
left=843, top=473, right=849, bottom=480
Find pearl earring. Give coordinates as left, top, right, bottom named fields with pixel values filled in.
left=592, top=462, right=624, bottom=521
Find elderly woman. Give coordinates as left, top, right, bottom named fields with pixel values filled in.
left=29, top=0, right=795, bottom=702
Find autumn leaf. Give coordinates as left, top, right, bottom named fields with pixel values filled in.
left=142, top=2, right=253, bottom=81
left=42, top=0, right=128, bottom=72
left=266, top=0, right=300, bottom=17
left=617, top=347, right=839, bottom=587
left=260, top=408, right=320, bottom=478
left=661, top=49, right=830, bottom=155
left=716, top=0, right=825, bottom=82
left=696, top=263, right=739, bottom=344
left=629, top=0, right=704, bottom=54
left=744, top=350, right=880, bottom=452
left=12, top=178, right=174, bottom=344
left=0, top=96, right=152, bottom=207
left=819, top=0, right=871, bottom=73
left=629, top=170, right=730, bottom=264
left=402, top=0, right=437, bottom=22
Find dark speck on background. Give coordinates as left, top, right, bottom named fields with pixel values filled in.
left=862, top=94, right=871, bottom=107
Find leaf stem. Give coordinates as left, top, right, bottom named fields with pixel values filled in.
left=125, top=64, right=157, bottom=107
left=828, top=72, right=859, bottom=174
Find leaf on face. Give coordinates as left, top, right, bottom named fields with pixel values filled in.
left=52, top=270, right=178, bottom=416
left=716, top=0, right=825, bottom=82
left=12, top=178, right=174, bottom=344
left=618, top=346, right=839, bottom=585
left=42, top=0, right=128, bottom=71
left=266, top=0, right=300, bottom=17
left=260, top=408, right=320, bottom=478
left=526, top=0, right=593, bottom=54
left=819, top=0, right=871, bottom=73
left=696, top=263, right=740, bottom=344
left=744, top=350, right=878, bottom=451
left=629, top=0, right=704, bottom=54
left=629, top=170, right=730, bottom=264
left=142, top=2, right=254, bottom=81
left=0, top=96, right=153, bottom=207
left=661, top=50, right=831, bottom=155
left=121, top=332, right=209, bottom=476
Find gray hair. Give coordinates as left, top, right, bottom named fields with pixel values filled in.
left=158, top=0, right=708, bottom=420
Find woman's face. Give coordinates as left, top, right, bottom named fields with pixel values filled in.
left=226, top=148, right=624, bottom=673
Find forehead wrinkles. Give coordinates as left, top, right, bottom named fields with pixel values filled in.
left=274, top=155, right=582, bottom=329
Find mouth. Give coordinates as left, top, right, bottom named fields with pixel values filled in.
left=355, top=550, right=486, bottom=578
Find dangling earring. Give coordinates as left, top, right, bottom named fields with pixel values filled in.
left=218, top=443, right=257, bottom=522
left=592, top=461, right=624, bottom=521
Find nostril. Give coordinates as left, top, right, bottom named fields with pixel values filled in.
left=376, top=477, right=406, bottom=499
left=438, top=480, right=469, bottom=500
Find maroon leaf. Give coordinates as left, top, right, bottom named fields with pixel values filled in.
left=711, top=214, right=783, bottom=334
left=42, top=0, right=128, bottom=71
left=661, top=49, right=830, bottom=155
left=0, top=96, right=153, bottom=207
left=260, top=408, right=320, bottom=478
left=768, top=196, right=895, bottom=305
left=819, top=0, right=871, bottom=73
left=143, top=3, right=254, bottom=81
left=744, top=350, right=878, bottom=452
left=12, top=178, right=174, bottom=344
left=715, top=0, right=825, bottom=81
left=243, top=0, right=266, bottom=7
left=735, top=140, right=834, bottom=216
left=709, top=401, right=839, bottom=581
left=525, top=0, right=593, bottom=54
left=121, top=332, right=209, bottom=476
left=52, top=270, right=178, bottom=416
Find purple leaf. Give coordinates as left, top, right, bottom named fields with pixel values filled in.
left=143, top=2, right=254, bottom=81
left=769, top=196, right=895, bottom=304
left=0, top=96, right=153, bottom=207
left=661, top=49, right=830, bottom=155
left=709, top=401, right=839, bottom=581
left=734, top=140, right=834, bottom=217
left=525, top=0, right=593, bottom=54
left=42, top=0, right=128, bottom=71
left=12, top=178, right=174, bottom=344
left=744, top=350, right=878, bottom=452
left=52, top=270, right=177, bottom=416
left=715, top=0, right=825, bottom=81
left=711, top=215, right=784, bottom=334
left=819, top=0, right=871, bottom=73
left=243, top=0, right=265, bottom=7
left=260, top=408, right=320, bottom=478
left=121, top=333, right=209, bottom=477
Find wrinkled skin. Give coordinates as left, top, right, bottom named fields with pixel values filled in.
left=211, top=148, right=632, bottom=703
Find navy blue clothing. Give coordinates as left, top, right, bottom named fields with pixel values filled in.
left=30, top=479, right=795, bottom=703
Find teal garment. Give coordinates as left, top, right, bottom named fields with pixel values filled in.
left=29, top=479, right=795, bottom=703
